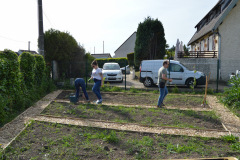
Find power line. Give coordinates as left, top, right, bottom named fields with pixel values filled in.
left=0, top=35, right=27, bottom=43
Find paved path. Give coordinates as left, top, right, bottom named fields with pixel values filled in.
left=207, top=95, right=240, bottom=137
left=0, top=90, right=62, bottom=149
left=102, top=71, right=229, bottom=92
left=33, top=115, right=229, bottom=139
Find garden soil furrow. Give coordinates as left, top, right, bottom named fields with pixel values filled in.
left=0, top=90, right=62, bottom=149
left=54, top=99, right=212, bottom=112
left=33, top=115, right=230, bottom=138
left=207, top=95, right=240, bottom=134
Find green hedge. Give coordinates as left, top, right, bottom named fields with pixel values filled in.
left=34, top=54, right=46, bottom=85
left=0, top=49, right=56, bottom=126
left=127, top=53, right=134, bottom=67
left=19, top=52, right=36, bottom=88
left=96, top=58, right=128, bottom=68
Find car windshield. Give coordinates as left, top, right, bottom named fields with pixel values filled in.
left=103, top=64, right=120, bottom=70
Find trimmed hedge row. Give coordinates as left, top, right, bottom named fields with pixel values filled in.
left=96, top=58, right=128, bottom=68
left=127, top=52, right=134, bottom=67
left=0, top=49, right=55, bottom=126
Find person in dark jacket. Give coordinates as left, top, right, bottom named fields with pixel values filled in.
left=75, top=78, right=90, bottom=102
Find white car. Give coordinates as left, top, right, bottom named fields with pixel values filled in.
left=140, top=60, right=206, bottom=87
left=102, top=63, right=123, bottom=82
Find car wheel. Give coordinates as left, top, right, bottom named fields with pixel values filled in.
left=143, top=78, right=153, bottom=87
left=186, top=78, right=197, bottom=88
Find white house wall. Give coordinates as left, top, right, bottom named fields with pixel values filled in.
left=219, top=0, right=240, bottom=81
left=114, top=33, right=136, bottom=58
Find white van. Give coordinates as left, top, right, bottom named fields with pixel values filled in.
left=139, top=60, right=206, bottom=87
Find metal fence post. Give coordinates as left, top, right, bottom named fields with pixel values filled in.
left=85, top=60, right=88, bottom=88
left=125, top=60, right=127, bottom=90
left=216, top=59, right=219, bottom=93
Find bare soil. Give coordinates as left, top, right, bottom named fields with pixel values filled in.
left=2, top=121, right=239, bottom=160
left=56, top=91, right=210, bottom=109
left=41, top=102, right=223, bottom=130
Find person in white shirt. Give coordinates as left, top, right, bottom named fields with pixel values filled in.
left=89, top=60, right=103, bottom=104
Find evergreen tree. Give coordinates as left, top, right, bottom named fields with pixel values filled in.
left=134, top=17, right=166, bottom=67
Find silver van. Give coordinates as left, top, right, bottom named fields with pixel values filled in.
left=139, top=60, right=206, bottom=87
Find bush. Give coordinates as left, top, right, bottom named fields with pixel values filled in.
left=0, top=49, right=56, bottom=127
left=127, top=52, right=134, bottom=67
left=34, top=54, right=46, bottom=85
left=19, top=52, right=36, bottom=88
left=0, top=49, right=23, bottom=110
left=96, top=58, right=128, bottom=68
left=222, top=76, right=240, bottom=109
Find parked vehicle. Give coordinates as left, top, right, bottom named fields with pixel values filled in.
left=139, top=60, right=206, bottom=87
left=102, top=63, right=123, bottom=82
left=121, top=65, right=130, bottom=74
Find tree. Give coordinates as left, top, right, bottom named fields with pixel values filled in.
left=44, top=28, right=85, bottom=78
left=166, top=45, right=175, bottom=59
left=134, top=17, right=166, bottom=67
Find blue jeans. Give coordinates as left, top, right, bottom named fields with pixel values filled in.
left=92, top=79, right=102, bottom=100
left=75, top=78, right=89, bottom=100
left=157, top=86, right=168, bottom=106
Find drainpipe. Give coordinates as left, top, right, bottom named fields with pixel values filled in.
left=214, top=31, right=221, bottom=92
left=216, top=32, right=221, bottom=80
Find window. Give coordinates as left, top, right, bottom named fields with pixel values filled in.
left=168, top=64, right=184, bottom=72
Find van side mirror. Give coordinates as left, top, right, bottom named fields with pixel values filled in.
left=180, top=68, right=184, bottom=72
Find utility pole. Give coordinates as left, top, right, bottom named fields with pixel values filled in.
left=38, top=0, right=44, bottom=56
left=103, top=41, right=104, bottom=54
left=94, top=46, right=95, bottom=54
left=28, top=41, right=30, bottom=51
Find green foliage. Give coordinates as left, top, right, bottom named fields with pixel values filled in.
left=85, top=53, right=95, bottom=76
left=19, top=52, right=36, bottom=88
left=172, top=85, right=179, bottom=93
left=34, top=54, right=46, bottom=85
left=221, top=135, right=239, bottom=143
left=0, top=49, right=56, bottom=127
left=44, top=28, right=85, bottom=78
left=96, top=57, right=128, bottom=68
left=135, top=16, right=166, bottom=67
left=127, top=52, right=134, bottom=67
left=222, top=76, right=240, bottom=109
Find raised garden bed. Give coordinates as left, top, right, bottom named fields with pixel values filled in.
left=1, top=121, right=239, bottom=159
left=56, top=91, right=210, bottom=109
left=41, top=102, right=223, bottom=130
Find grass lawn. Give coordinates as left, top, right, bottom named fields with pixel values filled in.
left=41, top=102, right=222, bottom=130
left=1, top=121, right=239, bottom=159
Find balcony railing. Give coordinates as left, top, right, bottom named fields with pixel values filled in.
left=177, top=51, right=218, bottom=58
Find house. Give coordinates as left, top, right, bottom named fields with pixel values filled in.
left=91, top=53, right=112, bottom=59
left=179, top=0, right=240, bottom=81
left=114, top=32, right=136, bottom=58
left=17, top=50, right=38, bottom=56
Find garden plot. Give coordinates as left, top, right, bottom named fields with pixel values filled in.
left=1, top=121, right=239, bottom=160
left=57, top=90, right=210, bottom=109
left=41, top=102, right=223, bottom=130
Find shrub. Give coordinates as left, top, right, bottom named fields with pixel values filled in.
left=34, top=54, right=46, bottom=85
left=19, top=52, right=36, bottom=88
left=127, top=52, right=134, bottom=67
left=222, top=76, right=240, bottom=109
left=0, top=49, right=23, bottom=110
left=0, top=49, right=56, bottom=127
left=96, top=58, right=128, bottom=68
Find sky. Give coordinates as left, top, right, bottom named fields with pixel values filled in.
left=0, top=0, right=219, bottom=56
